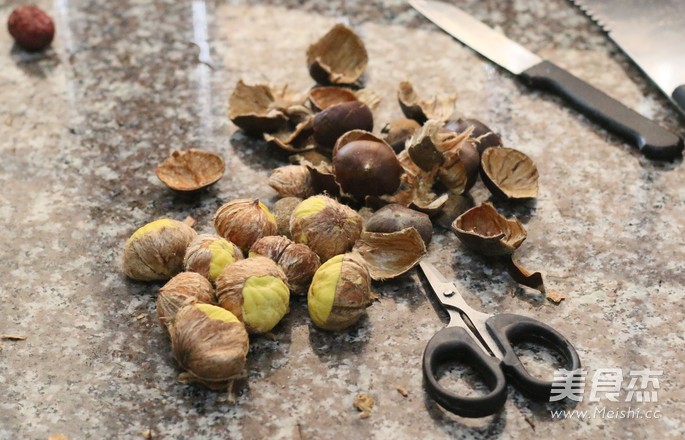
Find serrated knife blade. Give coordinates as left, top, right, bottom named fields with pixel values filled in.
left=571, top=0, right=685, bottom=116
left=409, top=0, right=683, bottom=160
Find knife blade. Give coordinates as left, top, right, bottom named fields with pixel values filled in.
left=570, top=0, right=685, bottom=116
left=409, top=0, right=683, bottom=161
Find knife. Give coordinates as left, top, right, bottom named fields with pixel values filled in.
left=570, top=0, right=685, bottom=116
left=409, top=0, right=683, bottom=161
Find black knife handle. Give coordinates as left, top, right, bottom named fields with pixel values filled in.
left=521, top=60, right=683, bottom=161
left=672, top=85, right=685, bottom=116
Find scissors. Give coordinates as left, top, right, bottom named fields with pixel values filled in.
left=419, top=261, right=581, bottom=418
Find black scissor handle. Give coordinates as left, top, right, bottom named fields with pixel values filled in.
left=486, top=313, right=582, bottom=401
left=422, top=326, right=507, bottom=418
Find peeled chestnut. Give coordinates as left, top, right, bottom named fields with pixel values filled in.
left=313, top=101, right=373, bottom=148
left=444, top=118, right=502, bottom=155
left=332, top=134, right=403, bottom=200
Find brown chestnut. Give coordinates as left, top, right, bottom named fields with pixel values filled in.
left=444, top=118, right=502, bottom=155
left=313, top=101, right=373, bottom=148
left=365, top=204, right=433, bottom=245
left=332, top=135, right=402, bottom=200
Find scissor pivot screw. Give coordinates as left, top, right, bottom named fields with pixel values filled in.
left=443, top=290, right=455, bottom=297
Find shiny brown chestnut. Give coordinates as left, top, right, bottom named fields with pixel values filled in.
left=312, top=101, right=373, bottom=148
left=332, top=134, right=402, bottom=200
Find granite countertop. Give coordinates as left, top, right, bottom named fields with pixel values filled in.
left=1, top=0, right=684, bottom=438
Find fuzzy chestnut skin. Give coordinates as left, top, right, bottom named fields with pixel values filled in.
left=290, top=195, right=363, bottom=262
left=157, top=272, right=215, bottom=331
left=214, top=256, right=290, bottom=334
left=122, top=219, right=197, bottom=281
left=307, top=252, right=374, bottom=331
left=183, top=234, right=243, bottom=282
left=7, top=6, right=54, bottom=52
left=268, top=165, right=315, bottom=199
left=170, top=304, right=248, bottom=390
left=213, top=199, right=277, bottom=252
left=365, top=204, right=433, bottom=245
left=250, top=236, right=321, bottom=294
left=313, top=101, right=373, bottom=148
left=333, top=139, right=402, bottom=200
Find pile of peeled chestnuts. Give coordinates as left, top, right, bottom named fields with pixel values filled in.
left=122, top=23, right=552, bottom=394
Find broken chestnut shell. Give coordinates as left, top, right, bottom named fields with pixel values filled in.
left=332, top=131, right=403, bottom=200
left=382, top=118, right=421, bottom=153
left=444, top=118, right=502, bottom=155
left=451, top=203, right=526, bottom=257
left=306, top=24, right=368, bottom=85
left=353, top=228, right=427, bottom=280
left=480, top=147, right=539, bottom=200
left=156, top=149, right=225, bottom=192
left=313, top=101, right=373, bottom=148
left=308, top=86, right=358, bottom=111
left=397, top=81, right=457, bottom=124
left=228, top=80, right=291, bottom=134
left=365, top=204, right=433, bottom=245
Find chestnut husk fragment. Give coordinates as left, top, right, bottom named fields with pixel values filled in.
left=263, top=115, right=316, bottom=153
left=406, top=121, right=479, bottom=194
left=313, top=101, right=373, bottom=149
left=306, top=24, right=368, bottom=85
left=434, top=194, right=474, bottom=231
left=451, top=203, right=526, bottom=257
left=444, top=118, right=502, bottom=155
left=453, top=204, right=547, bottom=294
left=228, top=80, right=292, bottom=134
left=365, top=204, right=433, bottom=245
left=353, top=228, right=427, bottom=280
left=480, top=147, right=539, bottom=200
left=397, top=81, right=457, bottom=124
left=332, top=130, right=403, bottom=200
left=156, top=149, right=225, bottom=192
left=305, top=163, right=342, bottom=197
left=289, top=150, right=331, bottom=167
left=382, top=118, right=421, bottom=153
left=308, top=86, right=358, bottom=111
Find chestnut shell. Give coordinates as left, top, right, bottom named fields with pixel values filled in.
left=156, top=149, right=224, bottom=192
left=444, top=118, right=502, bottom=155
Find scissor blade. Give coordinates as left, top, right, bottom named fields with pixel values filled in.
left=419, top=261, right=458, bottom=296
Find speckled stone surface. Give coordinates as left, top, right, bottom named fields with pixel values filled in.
left=1, top=0, right=684, bottom=438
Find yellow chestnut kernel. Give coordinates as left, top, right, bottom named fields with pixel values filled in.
left=242, top=275, right=290, bottom=334
left=196, top=303, right=239, bottom=324
left=184, top=234, right=244, bottom=283
left=308, top=254, right=343, bottom=327
left=307, top=252, right=373, bottom=331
